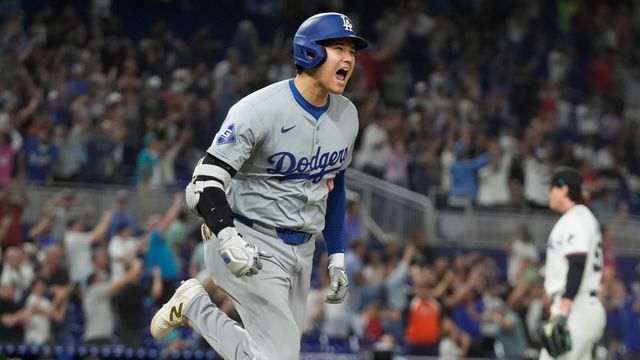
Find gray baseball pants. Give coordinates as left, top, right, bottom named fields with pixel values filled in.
left=184, top=220, right=316, bottom=360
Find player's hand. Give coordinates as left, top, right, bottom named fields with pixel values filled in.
left=540, top=315, right=572, bottom=357
left=201, top=224, right=272, bottom=278
left=325, top=253, right=349, bottom=304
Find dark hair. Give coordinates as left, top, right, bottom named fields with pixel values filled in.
left=67, top=217, right=83, bottom=228
left=567, top=185, right=583, bottom=204
left=91, top=245, right=106, bottom=261
left=116, top=223, right=130, bottom=234
left=518, top=225, right=531, bottom=242
left=1, top=132, right=10, bottom=144
left=551, top=182, right=584, bottom=204
left=87, top=271, right=99, bottom=285
left=551, top=166, right=583, bottom=204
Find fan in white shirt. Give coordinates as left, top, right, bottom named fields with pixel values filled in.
left=64, top=211, right=112, bottom=284
left=108, top=224, right=143, bottom=282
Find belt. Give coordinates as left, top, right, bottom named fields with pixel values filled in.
left=551, top=290, right=599, bottom=300
left=233, top=214, right=313, bottom=245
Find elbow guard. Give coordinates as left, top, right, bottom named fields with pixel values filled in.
left=185, top=154, right=237, bottom=234
left=185, top=154, right=235, bottom=214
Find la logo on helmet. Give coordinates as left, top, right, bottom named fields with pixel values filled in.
left=340, top=15, right=353, bottom=32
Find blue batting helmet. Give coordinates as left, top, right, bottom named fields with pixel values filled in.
left=293, top=12, right=369, bottom=69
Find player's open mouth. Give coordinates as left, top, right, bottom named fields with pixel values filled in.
left=336, top=68, right=349, bottom=82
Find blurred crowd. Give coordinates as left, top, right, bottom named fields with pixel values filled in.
left=350, top=0, right=640, bottom=216
left=0, top=187, right=195, bottom=349
left=1, top=189, right=639, bottom=359
left=302, top=206, right=640, bottom=359
left=0, top=0, right=638, bottom=215
left=1, top=0, right=640, bottom=358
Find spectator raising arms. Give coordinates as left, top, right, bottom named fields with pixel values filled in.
left=24, top=278, right=67, bottom=345
left=143, top=193, right=183, bottom=304
left=64, top=211, right=112, bottom=284
left=82, top=259, right=144, bottom=345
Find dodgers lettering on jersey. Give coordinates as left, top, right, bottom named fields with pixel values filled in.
left=544, top=204, right=603, bottom=297
left=266, top=146, right=349, bottom=183
left=207, top=80, right=359, bottom=234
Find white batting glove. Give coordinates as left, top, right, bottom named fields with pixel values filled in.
left=325, top=253, right=349, bottom=304
left=201, top=224, right=272, bottom=278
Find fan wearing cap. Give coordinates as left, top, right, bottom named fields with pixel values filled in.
left=150, top=13, right=369, bottom=359
left=540, top=167, right=606, bottom=359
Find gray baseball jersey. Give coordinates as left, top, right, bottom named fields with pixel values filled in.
left=207, top=79, right=358, bottom=234
left=186, top=79, right=360, bottom=359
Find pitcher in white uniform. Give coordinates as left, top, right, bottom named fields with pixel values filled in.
left=149, top=13, right=368, bottom=360
left=540, top=166, right=606, bottom=359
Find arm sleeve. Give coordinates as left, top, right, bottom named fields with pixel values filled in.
left=196, top=186, right=235, bottom=235
left=469, top=152, right=491, bottom=169
left=322, top=170, right=346, bottom=255
left=563, top=254, right=587, bottom=300
left=386, top=262, right=409, bottom=286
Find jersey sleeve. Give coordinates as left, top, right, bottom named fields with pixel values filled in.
left=207, top=101, right=265, bottom=171
left=343, top=102, right=359, bottom=169
left=558, top=213, right=591, bottom=257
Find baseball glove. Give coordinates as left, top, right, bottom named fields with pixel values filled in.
left=540, top=315, right=572, bottom=357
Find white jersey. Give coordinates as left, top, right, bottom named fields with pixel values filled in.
left=544, top=204, right=602, bottom=297
left=25, top=294, right=52, bottom=345
left=64, top=230, right=93, bottom=283
left=207, top=79, right=359, bottom=234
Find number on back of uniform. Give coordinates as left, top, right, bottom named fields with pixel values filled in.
left=593, top=240, right=603, bottom=272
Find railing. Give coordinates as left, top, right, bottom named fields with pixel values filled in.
left=345, top=170, right=437, bottom=245
left=19, top=173, right=640, bottom=256
left=22, top=184, right=184, bottom=227
left=437, top=209, right=556, bottom=249
left=429, top=187, right=640, bottom=256
left=20, top=171, right=437, bottom=247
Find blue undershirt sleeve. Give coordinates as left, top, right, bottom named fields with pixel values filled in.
left=323, top=170, right=346, bottom=255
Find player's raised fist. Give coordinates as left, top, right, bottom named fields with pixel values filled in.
left=201, top=224, right=272, bottom=278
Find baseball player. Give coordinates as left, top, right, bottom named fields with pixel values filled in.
left=539, top=167, right=606, bottom=359
left=150, top=12, right=368, bottom=360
